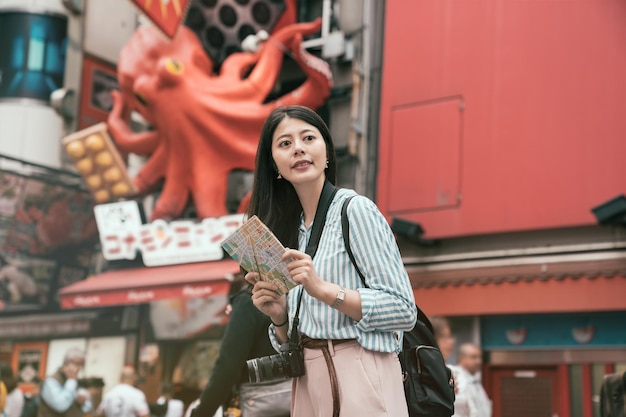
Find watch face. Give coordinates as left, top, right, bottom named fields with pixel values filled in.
left=333, top=288, right=346, bottom=308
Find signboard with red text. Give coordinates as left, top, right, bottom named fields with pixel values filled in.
left=93, top=201, right=244, bottom=266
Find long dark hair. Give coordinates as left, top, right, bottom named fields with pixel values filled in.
left=246, top=106, right=337, bottom=249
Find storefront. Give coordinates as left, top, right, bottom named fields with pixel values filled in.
left=57, top=259, right=240, bottom=401
left=480, top=312, right=626, bottom=417
left=0, top=306, right=139, bottom=399
left=0, top=154, right=113, bottom=396
left=404, top=242, right=626, bottom=417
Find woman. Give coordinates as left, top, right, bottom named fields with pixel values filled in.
left=431, top=316, right=455, bottom=362
left=191, top=274, right=291, bottom=417
left=245, top=105, right=417, bottom=417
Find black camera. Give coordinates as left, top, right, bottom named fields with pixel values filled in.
left=247, top=349, right=305, bottom=383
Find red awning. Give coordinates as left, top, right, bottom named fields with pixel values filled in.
left=407, top=255, right=626, bottom=316
left=59, top=260, right=240, bottom=309
left=411, top=274, right=626, bottom=316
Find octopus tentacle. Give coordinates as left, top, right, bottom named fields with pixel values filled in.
left=271, top=33, right=332, bottom=109
left=112, top=20, right=333, bottom=220
left=150, top=174, right=190, bottom=220
left=133, top=146, right=167, bottom=193
left=108, top=91, right=160, bottom=154
left=220, top=51, right=259, bottom=81
left=243, top=18, right=323, bottom=102
left=192, top=173, right=229, bottom=218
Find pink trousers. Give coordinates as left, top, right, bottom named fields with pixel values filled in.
left=291, top=340, right=409, bottom=417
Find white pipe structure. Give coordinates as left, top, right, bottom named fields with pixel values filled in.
left=301, top=0, right=333, bottom=49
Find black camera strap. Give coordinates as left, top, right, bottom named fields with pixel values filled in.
left=289, top=180, right=338, bottom=350
left=304, top=181, right=338, bottom=258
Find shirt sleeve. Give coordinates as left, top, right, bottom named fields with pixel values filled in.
left=268, top=293, right=294, bottom=353
left=40, top=377, right=78, bottom=413
left=77, top=388, right=92, bottom=413
left=346, top=196, right=417, bottom=332
left=268, top=323, right=281, bottom=352
left=134, top=392, right=150, bottom=417
left=451, top=373, right=469, bottom=417
left=81, top=399, right=92, bottom=414
left=193, top=292, right=264, bottom=416
left=5, top=389, right=25, bottom=417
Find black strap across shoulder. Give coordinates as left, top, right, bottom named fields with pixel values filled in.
left=341, top=195, right=363, bottom=282
left=304, top=181, right=339, bottom=259
left=290, top=181, right=338, bottom=348
left=340, top=195, right=434, bottom=335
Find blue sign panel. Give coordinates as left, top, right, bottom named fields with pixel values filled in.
left=0, top=12, right=68, bottom=102
left=481, top=312, right=626, bottom=349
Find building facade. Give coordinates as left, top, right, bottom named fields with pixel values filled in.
left=376, top=2, right=626, bottom=417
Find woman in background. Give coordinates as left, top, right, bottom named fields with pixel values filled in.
left=190, top=274, right=290, bottom=417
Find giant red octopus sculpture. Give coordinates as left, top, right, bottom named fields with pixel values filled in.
left=107, top=20, right=332, bottom=220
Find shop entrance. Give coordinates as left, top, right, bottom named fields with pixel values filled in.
left=489, top=366, right=562, bottom=417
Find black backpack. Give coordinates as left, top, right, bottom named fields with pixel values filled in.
left=601, top=371, right=626, bottom=417
left=341, top=196, right=455, bottom=417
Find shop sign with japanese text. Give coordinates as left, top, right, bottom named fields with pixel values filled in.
left=94, top=201, right=244, bottom=266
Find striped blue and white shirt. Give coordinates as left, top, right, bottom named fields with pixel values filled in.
left=269, top=188, right=417, bottom=353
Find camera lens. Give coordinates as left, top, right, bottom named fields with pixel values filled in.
left=246, top=354, right=288, bottom=383
left=247, top=358, right=262, bottom=383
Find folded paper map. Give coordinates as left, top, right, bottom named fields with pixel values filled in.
left=221, top=216, right=297, bottom=295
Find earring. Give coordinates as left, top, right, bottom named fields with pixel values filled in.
left=325, top=160, right=329, bottom=169
left=277, top=172, right=282, bottom=179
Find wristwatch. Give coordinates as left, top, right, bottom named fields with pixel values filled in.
left=332, top=286, right=346, bottom=308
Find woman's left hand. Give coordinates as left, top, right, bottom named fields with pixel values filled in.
left=282, top=248, right=330, bottom=300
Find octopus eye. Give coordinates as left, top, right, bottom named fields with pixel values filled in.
left=134, top=92, right=148, bottom=106
left=165, top=58, right=184, bottom=75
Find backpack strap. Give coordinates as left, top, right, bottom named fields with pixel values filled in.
left=416, top=305, right=435, bottom=335
left=341, top=195, right=434, bottom=335
left=341, top=196, right=365, bottom=284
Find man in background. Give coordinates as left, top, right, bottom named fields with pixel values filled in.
left=154, top=383, right=183, bottom=417
left=600, top=371, right=626, bottom=417
left=98, top=366, right=149, bottom=417
left=453, top=343, right=492, bottom=417
left=38, top=348, right=91, bottom=417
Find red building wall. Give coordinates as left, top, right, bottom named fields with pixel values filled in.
left=377, top=0, right=626, bottom=238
